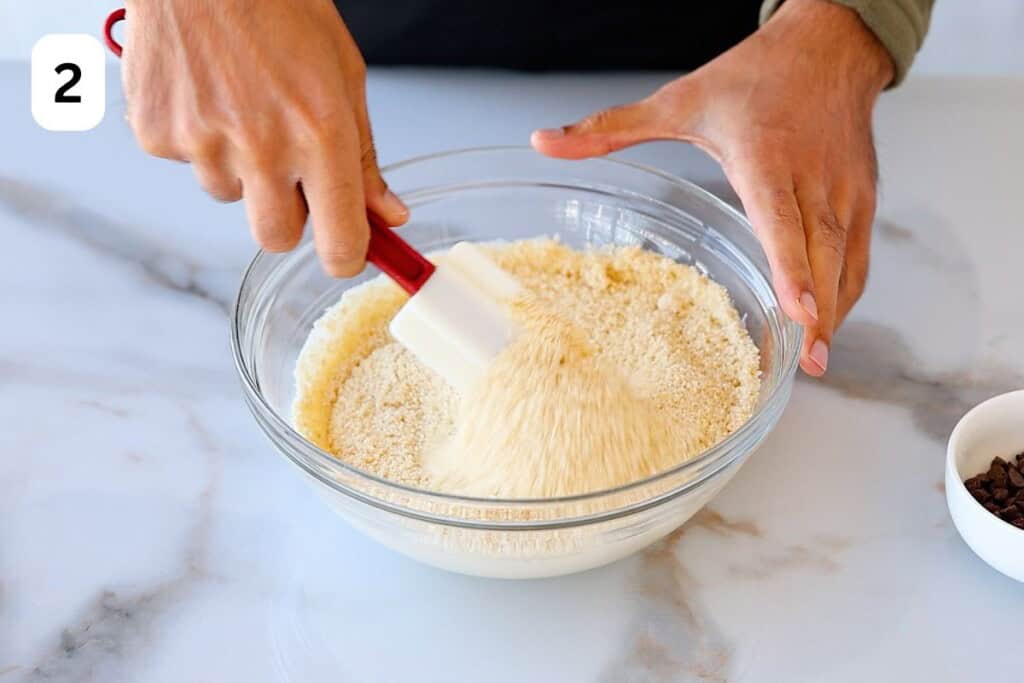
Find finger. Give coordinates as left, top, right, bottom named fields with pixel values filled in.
left=129, top=123, right=183, bottom=161
left=193, top=161, right=242, bottom=202
left=241, top=171, right=307, bottom=253
left=124, top=91, right=183, bottom=161
left=301, top=123, right=370, bottom=277
left=184, top=131, right=241, bottom=201
left=349, top=87, right=408, bottom=226
left=836, top=196, right=873, bottom=329
left=530, top=96, right=672, bottom=160
left=725, top=160, right=819, bottom=328
left=797, top=184, right=848, bottom=376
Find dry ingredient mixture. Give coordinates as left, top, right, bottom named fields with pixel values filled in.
left=293, top=238, right=760, bottom=499
left=427, top=299, right=693, bottom=498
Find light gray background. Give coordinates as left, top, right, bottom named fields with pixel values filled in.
left=4, top=0, right=1023, bottom=74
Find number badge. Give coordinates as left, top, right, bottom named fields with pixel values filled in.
left=31, top=34, right=106, bottom=132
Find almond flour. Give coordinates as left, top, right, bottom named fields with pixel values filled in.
left=293, top=238, right=760, bottom=500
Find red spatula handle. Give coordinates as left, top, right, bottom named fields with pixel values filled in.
left=103, top=8, right=431, bottom=293
left=367, top=220, right=435, bottom=295
left=104, top=9, right=125, bottom=56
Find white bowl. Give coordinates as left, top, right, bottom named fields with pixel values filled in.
left=946, top=389, right=1024, bottom=582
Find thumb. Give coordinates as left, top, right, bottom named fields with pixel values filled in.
left=531, top=92, right=685, bottom=160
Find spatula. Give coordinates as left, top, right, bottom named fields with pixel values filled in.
left=368, top=222, right=522, bottom=393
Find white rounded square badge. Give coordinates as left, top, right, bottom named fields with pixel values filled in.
left=32, top=34, right=106, bottom=132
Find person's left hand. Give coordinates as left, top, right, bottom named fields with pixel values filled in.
left=531, top=0, right=894, bottom=377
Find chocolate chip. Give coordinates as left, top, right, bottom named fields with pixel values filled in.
left=965, top=453, right=1024, bottom=527
left=999, top=506, right=1023, bottom=522
left=1009, top=467, right=1024, bottom=489
left=989, top=464, right=1009, bottom=488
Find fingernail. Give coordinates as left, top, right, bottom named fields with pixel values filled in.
left=799, top=292, right=819, bottom=321
left=533, top=127, right=566, bottom=141
left=808, top=338, right=829, bottom=374
left=384, top=189, right=408, bottom=217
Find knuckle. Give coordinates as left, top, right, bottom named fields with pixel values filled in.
left=360, top=142, right=378, bottom=172
left=252, top=210, right=304, bottom=252
left=184, top=128, right=221, bottom=161
left=317, top=226, right=369, bottom=274
left=592, top=108, right=617, bottom=127
left=577, top=108, right=616, bottom=133
left=205, top=183, right=242, bottom=203
left=320, top=240, right=365, bottom=266
left=134, top=126, right=175, bottom=158
left=194, top=163, right=241, bottom=202
left=768, top=191, right=799, bottom=228
left=322, top=253, right=365, bottom=277
left=213, top=191, right=242, bottom=204
left=814, top=208, right=846, bottom=255
left=259, top=230, right=301, bottom=253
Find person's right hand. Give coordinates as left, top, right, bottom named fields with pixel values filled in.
left=122, top=0, right=408, bottom=276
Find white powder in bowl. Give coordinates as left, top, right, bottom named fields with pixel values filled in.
left=424, top=298, right=698, bottom=498
left=293, top=238, right=760, bottom=501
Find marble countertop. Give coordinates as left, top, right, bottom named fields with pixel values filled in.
left=1, top=61, right=1022, bottom=682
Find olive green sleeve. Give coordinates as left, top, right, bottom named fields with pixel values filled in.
left=759, top=0, right=935, bottom=86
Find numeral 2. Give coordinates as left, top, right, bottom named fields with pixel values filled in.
left=55, top=62, right=82, bottom=103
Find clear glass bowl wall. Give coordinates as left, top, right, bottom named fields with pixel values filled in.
left=233, top=147, right=801, bottom=578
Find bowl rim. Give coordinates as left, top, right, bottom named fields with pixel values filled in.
left=946, top=389, right=1024, bottom=539
left=231, top=145, right=802, bottom=519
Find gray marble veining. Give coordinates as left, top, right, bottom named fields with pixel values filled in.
left=602, top=526, right=730, bottom=683
left=0, top=177, right=234, bottom=314
left=21, top=412, right=221, bottom=683
left=818, top=319, right=1023, bottom=442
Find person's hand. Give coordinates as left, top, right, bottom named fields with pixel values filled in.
left=122, top=0, right=407, bottom=276
left=531, top=0, right=893, bottom=376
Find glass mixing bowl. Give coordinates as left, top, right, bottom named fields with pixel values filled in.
left=232, top=147, right=801, bottom=578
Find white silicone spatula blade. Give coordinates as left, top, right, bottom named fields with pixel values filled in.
left=389, top=241, right=521, bottom=394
